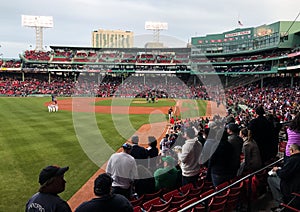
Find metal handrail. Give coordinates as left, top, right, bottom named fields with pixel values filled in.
left=179, top=157, right=284, bottom=212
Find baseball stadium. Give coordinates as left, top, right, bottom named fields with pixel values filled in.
left=1, top=19, right=300, bottom=212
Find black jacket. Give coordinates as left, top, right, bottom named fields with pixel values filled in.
left=277, top=152, right=300, bottom=202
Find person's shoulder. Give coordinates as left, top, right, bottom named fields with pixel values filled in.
left=136, top=145, right=146, bottom=150
left=123, top=152, right=136, bottom=161
left=243, top=141, right=251, bottom=147
left=75, top=197, right=110, bottom=211
left=75, top=200, right=91, bottom=212
left=291, top=152, right=300, bottom=159
left=111, top=194, right=134, bottom=211
left=154, top=168, right=165, bottom=176
left=113, top=193, right=131, bottom=202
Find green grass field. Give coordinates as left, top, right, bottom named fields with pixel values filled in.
left=0, top=97, right=206, bottom=211
left=94, top=97, right=176, bottom=107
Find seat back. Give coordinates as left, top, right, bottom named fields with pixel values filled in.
left=170, top=198, right=187, bottom=208
left=180, top=197, right=199, bottom=212
left=188, top=186, right=203, bottom=199
left=130, top=195, right=144, bottom=207
left=144, top=189, right=162, bottom=201
left=224, top=181, right=244, bottom=211
left=215, top=181, right=229, bottom=191
left=210, top=198, right=227, bottom=212
left=163, top=189, right=181, bottom=201
left=143, top=197, right=163, bottom=211
left=214, top=188, right=230, bottom=204
left=148, top=198, right=172, bottom=212
left=133, top=206, right=144, bottom=212
left=193, top=198, right=213, bottom=212
left=179, top=183, right=194, bottom=195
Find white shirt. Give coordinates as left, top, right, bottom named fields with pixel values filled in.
left=106, top=152, right=138, bottom=189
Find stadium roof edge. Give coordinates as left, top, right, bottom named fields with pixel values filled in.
left=49, top=46, right=191, bottom=52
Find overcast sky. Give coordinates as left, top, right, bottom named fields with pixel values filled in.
left=0, top=0, right=299, bottom=58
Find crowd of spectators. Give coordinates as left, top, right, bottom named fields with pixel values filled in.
left=19, top=48, right=299, bottom=65
left=17, top=71, right=300, bottom=211
left=0, top=73, right=218, bottom=99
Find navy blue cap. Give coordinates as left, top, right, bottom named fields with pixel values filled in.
left=39, top=165, right=69, bottom=185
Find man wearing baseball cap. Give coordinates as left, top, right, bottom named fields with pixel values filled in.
left=25, top=165, right=71, bottom=212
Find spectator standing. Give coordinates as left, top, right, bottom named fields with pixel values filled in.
left=170, top=116, right=175, bottom=125
left=285, top=112, right=300, bottom=161
left=26, top=165, right=71, bottom=212
left=179, top=127, right=202, bottom=186
left=197, top=130, right=206, bottom=146
left=146, top=136, right=159, bottom=172
left=106, top=143, right=138, bottom=199
left=226, top=123, right=243, bottom=175
left=248, top=105, right=277, bottom=164
left=160, top=134, right=171, bottom=156
left=199, top=124, right=220, bottom=167
left=266, top=114, right=282, bottom=154
left=130, top=135, right=148, bottom=167
left=75, top=173, right=133, bottom=212
left=267, top=144, right=300, bottom=211
left=134, top=165, right=156, bottom=196
left=168, top=107, right=173, bottom=120
left=238, top=128, right=262, bottom=175
left=208, top=129, right=237, bottom=187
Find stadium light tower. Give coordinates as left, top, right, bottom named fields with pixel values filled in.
left=145, top=21, right=168, bottom=43
left=22, top=15, right=53, bottom=51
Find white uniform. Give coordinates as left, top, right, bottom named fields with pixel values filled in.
left=48, top=105, right=53, bottom=112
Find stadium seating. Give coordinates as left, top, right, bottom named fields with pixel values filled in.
left=224, top=181, right=244, bottom=211
left=133, top=206, right=144, bottom=212
left=280, top=192, right=300, bottom=212
left=130, top=194, right=144, bottom=207
left=179, top=183, right=194, bottom=196
left=142, top=196, right=172, bottom=212
left=163, top=189, right=186, bottom=202
left=180, top=197, right=199, bottom=212
left=143, top=189, right=163, bottom=201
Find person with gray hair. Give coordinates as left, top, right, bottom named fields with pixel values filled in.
left=130, top=135, right=148, bottom=167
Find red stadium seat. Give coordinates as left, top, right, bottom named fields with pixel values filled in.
left=143, top=196, right=172, bottom=212
left=180, top=197, right=199, bottom=212
left=143, top=189, right=163, bottom=201
left=133, top=206, right=144, bottom=212
left=130, top=194, right=144, bottom=207
left=179, top=183, right=194, bottom=195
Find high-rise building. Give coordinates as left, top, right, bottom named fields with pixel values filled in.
left=92, top=29, right=134, bottom=48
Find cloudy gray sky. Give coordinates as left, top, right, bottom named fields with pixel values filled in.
left=0, top=0, right=299, bottom=58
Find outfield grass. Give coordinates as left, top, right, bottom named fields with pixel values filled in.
left=0, top=97, right=96, bottom=211
left=0, top=97, right=206, bottom=211
left=180, top=99, right=207, bottom=118
left=94, top=97, right=176, bottom=107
